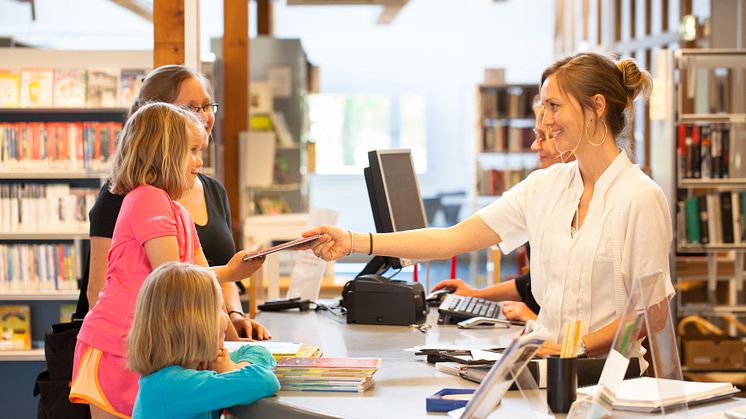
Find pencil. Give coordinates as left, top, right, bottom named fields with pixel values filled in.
left=573, top=320, right=581, bottom=356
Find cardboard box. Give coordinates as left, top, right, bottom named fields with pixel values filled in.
left=684, top=339, right=745, bottom=371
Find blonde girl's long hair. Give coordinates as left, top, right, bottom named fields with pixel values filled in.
left=109, top=102, right=205, bottom=200
left=127, top=262, right=222, bottom=376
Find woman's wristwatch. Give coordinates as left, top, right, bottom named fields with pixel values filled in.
left=575, top=339, right=587, bottom=357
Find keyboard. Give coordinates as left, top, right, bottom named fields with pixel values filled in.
left=437, top=294, right=506, bottom=323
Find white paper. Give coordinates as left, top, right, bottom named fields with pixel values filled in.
left=240, top=131, right=276, bottom=187
left=286, top=208, right=339, bottom=301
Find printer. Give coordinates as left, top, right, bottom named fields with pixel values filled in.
left=341, top=275, right=427, bottom=325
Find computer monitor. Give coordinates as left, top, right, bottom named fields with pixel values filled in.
left=358, top=149, right=428, bottom=277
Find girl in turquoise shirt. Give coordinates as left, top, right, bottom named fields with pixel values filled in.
left=128, top=262, right=280, bottom=419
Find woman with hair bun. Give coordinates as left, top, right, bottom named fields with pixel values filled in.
left=303, top=52, right=674, bottom=358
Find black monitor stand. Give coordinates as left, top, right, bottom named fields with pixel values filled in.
left=356, top=256, right=391, bottom=278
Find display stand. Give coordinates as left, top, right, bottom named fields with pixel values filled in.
left=568, top=271, right=689, bottom=418
left=449, top=321, right=552, bottom=419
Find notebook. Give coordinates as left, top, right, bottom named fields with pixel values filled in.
left=577, top=377, right=738, bottom=412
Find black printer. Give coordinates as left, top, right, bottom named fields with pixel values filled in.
left=341, top=275, right=427, bottom=325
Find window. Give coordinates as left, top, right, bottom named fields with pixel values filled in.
left=308, top=94, right=427, bottom=174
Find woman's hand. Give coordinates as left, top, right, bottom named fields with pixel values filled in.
left=229, top=313, right=272, bottom=341
left=219, top=251, right=265, bottom=283
left=501, top=301, right=538, bottom=323
left=301, top=226, right=350, bottom=261
left=535, top=342, right=561, bottom=358
left=209, top=348, right=239, bottom=374
left=431, top=278, right=478, bottom=297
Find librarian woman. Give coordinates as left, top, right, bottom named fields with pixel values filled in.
left=302, top=51, right=676, bottom=359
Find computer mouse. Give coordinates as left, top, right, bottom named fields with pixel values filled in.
left=425, top=288, right=455, bottom=304
left=457, top=316, right=510, bottom=329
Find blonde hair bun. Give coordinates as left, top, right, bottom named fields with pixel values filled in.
left=615, top=57, right=652, bottom=107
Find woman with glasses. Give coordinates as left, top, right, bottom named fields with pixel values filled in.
left=81, top=65, right=270, bottom=343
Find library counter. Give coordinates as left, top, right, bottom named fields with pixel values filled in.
left=230, top=309, right=746, bottom=419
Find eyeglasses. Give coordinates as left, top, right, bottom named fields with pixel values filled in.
left=532, top=128, right=549, bottom=142
left=184, top=103, right=219, bottom=115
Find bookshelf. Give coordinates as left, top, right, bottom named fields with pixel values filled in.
left=474, top=83, right=539, bottom=203
left=0, top=48, right=151, bottom=361
left=652, top=49, right=746, bottom=364
left=211, top=37, right=311, bottom=218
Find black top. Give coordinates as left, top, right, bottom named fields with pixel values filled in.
left=513, top=244, right=541, bottom=314
left=75, top=173, right=236, bottom=317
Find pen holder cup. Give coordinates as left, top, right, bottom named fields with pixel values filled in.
left=547, top=356, right=577, bottom=413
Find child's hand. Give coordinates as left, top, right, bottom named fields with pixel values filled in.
left=220, top=251, right=265, bottom=283
left=208, top=347, right=239, bottom=374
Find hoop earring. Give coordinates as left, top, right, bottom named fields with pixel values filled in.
left=586, top=119, right=608, bottom=147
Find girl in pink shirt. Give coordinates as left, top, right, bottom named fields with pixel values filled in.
left=69, top=102, right=264, bottom=419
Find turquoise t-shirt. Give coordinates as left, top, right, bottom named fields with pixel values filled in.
left=132, top=345, right=280, bottom=419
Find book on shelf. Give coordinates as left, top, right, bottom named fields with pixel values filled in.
left=681, top=191, right=745, bottom=247
left=255, top=195, right=291, bottom=215
left=0, top=183, right=97, bottom=232
left=0, top=121, right=122, bottom=171
left=19, top=69, right=54, bottom=108
left=577, top=377, right=738, bottom=413
left=0, top=305, right=31, bottom=350
left=53, top=68, right=87, bottom=108
left=86, top=68, right=120, bottom=108
left=678, top=123, right=734, bottom=180
left=0, top=243, right=79, bottom=292
left=119, top=68, right=148, bottom=108
left=60, top=303, right=77, bottom=323
left=0, top=70, right=20, bottom=108
left=477, top=167, right=532, bottom=196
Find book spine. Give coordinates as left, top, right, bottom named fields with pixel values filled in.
left=721, top=125, right=730, bottom=178
left=721, top=191, right=734, bottom=244
left=691, top=125, right=701, bottom=178
left=684, top=197, right=701, bottom=244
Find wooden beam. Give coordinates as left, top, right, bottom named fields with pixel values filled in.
left=154, top=0, right=185, bottom=66
left=223, top=0, right=249, bottom=242
left=645, top=0, right=652, bottom=35
left=662, top=0, right=669, bottom=32
left=257, top=0, right=273, bottom=36
left=583, top=0, right=590, bottom=42
left=597, top=0, right=603, bottom=47
left=631, top=0, right=637, bottom=39
left=614, top=0, right=622, bottom=42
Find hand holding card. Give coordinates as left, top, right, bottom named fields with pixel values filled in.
left=242, top=235, right=321, bottom=262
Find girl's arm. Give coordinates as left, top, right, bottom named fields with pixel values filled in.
left=143, top=236, right=180, bottom=267
left=306, top=214, right=502, bottom=262
left=161, top=364, right=280, bottom=417
left=86, top=236, right=112, bottom=308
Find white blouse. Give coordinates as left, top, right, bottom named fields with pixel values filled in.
left=477, top=150, right=675, bottom=343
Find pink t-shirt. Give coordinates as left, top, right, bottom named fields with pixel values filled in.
left=78, top=185, right=201, bottom=356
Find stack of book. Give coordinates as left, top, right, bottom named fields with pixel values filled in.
left=274, top=357, right=381, bottom=392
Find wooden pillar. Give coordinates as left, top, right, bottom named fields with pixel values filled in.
left=257, top=0, right=274, bottom=36
left=154, top=0, right=185, bottom=66
left=223, top=0, right=249, bottom=243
